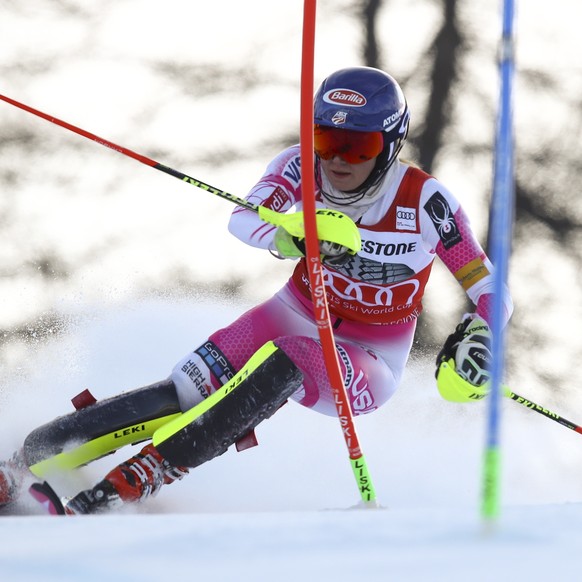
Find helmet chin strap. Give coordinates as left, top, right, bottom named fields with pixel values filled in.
left=316, top=157, right=400, bottom=221
left=316, top=139, right=403, bottom=209
left=319, top=183, right=366, bottom=206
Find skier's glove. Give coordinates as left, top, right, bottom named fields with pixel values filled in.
left=272, top=228, right=352, bottom=265
left=435, top=316, right=493, bottom=402
left=269, top=209, right=361, bottom=266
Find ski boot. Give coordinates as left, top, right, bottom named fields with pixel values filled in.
left=64, top=443, right=189, bottom=514
left=0, top=451, right=27, bottom=509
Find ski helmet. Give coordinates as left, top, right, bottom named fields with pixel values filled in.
left=313, top=67, right=410, bottom=203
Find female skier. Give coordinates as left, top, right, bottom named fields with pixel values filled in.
left=0, top=66, right=512, bottom=514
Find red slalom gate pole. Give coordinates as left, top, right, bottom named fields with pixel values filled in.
left=299, top=0, right=377, bottom=505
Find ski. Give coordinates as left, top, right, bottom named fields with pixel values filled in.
left=29, top=482, right=66, bottom=515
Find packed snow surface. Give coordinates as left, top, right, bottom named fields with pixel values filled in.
left=1, top=298, right=581, bottom=580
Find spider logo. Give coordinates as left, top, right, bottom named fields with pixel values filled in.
left=428, top=197, right=457, bottom=237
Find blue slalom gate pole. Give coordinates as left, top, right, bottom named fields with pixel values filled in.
left=481, top=0, right=516, bottom=522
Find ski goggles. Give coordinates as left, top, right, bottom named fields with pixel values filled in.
left=314, top=124, right=384, bottom=164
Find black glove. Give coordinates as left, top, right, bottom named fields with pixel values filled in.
left=435, top=321, right=466, bottom=374
left=318, top=239, right=351, bottom=266
left=436, top=317, right=493, bottom=387
left=272, top=228, right=351, bottom=266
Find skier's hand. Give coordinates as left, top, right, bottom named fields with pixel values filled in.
left=269, top=209, right=360, bottom=266
left=435, top=316, right=493, bottom=402
left=271, top=227, right=351, bottom=265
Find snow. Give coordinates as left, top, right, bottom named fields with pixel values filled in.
left=1, top=297, right=582, bottom=580
left=2, top=2, right=582, bottom=578
left=3, top=505, right=582, bottom=581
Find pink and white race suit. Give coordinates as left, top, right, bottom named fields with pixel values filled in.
left=171, top=146, right=513, bottom=417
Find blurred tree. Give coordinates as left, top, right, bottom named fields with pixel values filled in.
left=3, top=0, right=582, bottom=400
left=355, top=0, right=582, bottom=396
left=357, top=0, right=463, bottom=174
left=356, top=0, right=465, bottom=350
left=360, top=0, right=383, bottom=69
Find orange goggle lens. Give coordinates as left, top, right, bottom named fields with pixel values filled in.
left=314, top=125, right=384, bottom=164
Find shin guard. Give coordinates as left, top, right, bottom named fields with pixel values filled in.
left=154, top=341, right=303, bottom=468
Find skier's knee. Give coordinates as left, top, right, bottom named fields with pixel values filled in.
left=155, top=341, right=303, bottom=468
left=171, top=340, right=237, bottom=411
left=273, top=335, right=397, bottom=416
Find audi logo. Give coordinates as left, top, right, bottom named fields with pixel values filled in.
left=397, top=210, right=416, bottom=220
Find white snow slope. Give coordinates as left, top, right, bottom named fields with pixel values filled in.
left=1, top=298, right=582, bottom=581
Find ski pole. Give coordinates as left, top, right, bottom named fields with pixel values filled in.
left=506, top=388, right=582, bottom=435
left=0, top=93, right=341, bottom=236
left=0, top=93, right=259, bottom=211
